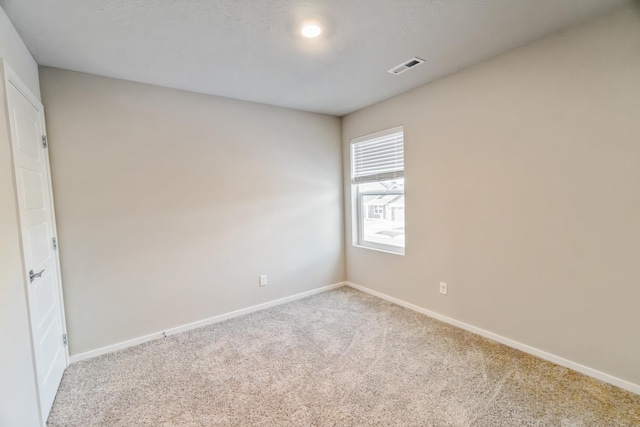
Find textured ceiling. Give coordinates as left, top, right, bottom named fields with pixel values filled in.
left=0, top=0, right=631, bottom=116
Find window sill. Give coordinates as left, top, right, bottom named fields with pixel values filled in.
left=353, top=243, right=405, bottom=256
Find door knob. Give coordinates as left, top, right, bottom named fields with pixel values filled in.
left=29, top=269, right=44, bottom=283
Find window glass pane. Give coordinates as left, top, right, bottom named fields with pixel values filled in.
left=360, top=179, right=404, bottom=248
left=360, top=179, right=404, bottom=193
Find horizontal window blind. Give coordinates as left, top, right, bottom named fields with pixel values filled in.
left=351, top=127, right=404, bottom=184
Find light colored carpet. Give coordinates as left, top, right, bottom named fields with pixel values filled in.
left=48, top=287, right=639, bottom=426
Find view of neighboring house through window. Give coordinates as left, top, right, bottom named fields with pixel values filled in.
left=351, top=126, right=405, bottom=254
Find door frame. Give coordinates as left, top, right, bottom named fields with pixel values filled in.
left=1, top=59, right=69, bottom=425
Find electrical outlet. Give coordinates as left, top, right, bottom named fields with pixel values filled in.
left=259, top=275, right=268, bottom=287
left=439, top=282, right=448, bottom=295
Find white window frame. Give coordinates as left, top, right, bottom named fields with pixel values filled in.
left=350, top=126, right=405, bottom=255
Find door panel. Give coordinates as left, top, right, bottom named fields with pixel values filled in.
left=7, top=76, right=67, bottom=424
left=34, top=273, right=56, bottom=326
left=39, top=316, right=63, bottom=378
left=27, top=222, right=51, bottom=267
left=16, top=124, right=40, bottom=159
left=20, top=168, right=47, bottom=210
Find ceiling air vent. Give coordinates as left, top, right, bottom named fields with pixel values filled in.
left=387, top=57, right=425, bottom=75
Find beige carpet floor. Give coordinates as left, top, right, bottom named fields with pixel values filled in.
left=48, top=287, right=640, bottom=426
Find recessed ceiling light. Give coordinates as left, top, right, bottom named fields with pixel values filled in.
left=301, top=24, right=322, bottom=38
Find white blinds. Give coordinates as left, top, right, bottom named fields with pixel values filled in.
left=351, top=127, right=404, bottom=184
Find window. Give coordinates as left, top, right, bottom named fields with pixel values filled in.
left=351, top=126, right=404, bottom=254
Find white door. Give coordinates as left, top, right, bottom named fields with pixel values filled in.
left=6, top=70, right=68, bottom=424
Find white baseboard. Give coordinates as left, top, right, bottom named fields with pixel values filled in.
left=70, top=280, right=639, bottom=396
left=70, top=282, right=347, bottom=363
left=346, top=282, right=640, bottom=396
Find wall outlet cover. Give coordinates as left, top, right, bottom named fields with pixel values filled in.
left=439, top=282, right=447, bottom=295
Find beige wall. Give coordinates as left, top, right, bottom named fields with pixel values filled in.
left=0, top=6, right=42, bottom=426
left=40, top=68, right=345, bottom=356
left=343, top=5, right=640, bottom=386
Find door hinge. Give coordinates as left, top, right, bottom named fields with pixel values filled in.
left=52, top=237, right=58, bottom=250
left=42, top=135, right=47, bottom=148
left=62, top=333, right=68, bottom=347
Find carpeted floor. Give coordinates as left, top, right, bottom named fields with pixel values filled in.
left=48, top=287, right=640, bottom=426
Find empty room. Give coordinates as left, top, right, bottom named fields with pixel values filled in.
left=1, top=0, right=639, bottom=425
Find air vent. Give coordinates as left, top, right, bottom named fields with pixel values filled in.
left=387, top=57, right=425, bottom=75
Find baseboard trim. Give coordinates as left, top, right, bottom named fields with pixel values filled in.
left=345, top=282, right=640, bottom=395
left=70, top=282, right=347, bottom=363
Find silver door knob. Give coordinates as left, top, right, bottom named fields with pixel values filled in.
left=29, top=269, right=44, bottom=283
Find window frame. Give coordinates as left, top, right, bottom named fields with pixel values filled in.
left=350, top=126, right=405, bottom=256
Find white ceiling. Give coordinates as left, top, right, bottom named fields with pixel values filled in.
left=0, top=0, right=630, bottom=116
